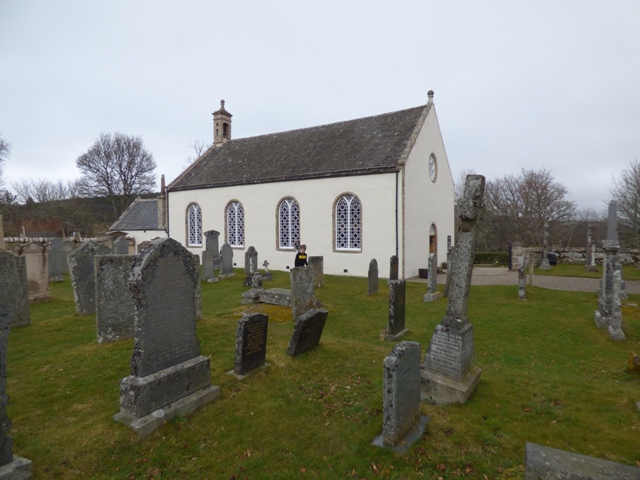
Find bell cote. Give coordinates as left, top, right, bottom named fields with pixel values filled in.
left=213, top=99, right=232, bottom=145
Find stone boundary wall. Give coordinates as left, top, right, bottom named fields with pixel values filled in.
left=518, top=246, right=640, bottom=266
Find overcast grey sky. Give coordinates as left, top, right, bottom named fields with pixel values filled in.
left=1, top=0, right=639, bottom=212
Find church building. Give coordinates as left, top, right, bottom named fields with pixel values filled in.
left=166, top=91, right=454, bottom=278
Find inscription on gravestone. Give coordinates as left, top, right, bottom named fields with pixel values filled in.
left=234, top=313, right=268, bottom=376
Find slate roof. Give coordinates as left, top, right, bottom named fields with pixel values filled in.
left=108, top=198, right=160, bottom=231
left=168, top=104, right=430, bottom=191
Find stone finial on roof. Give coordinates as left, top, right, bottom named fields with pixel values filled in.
left=427, top=90, right=435, bottom=104
left=213, top=99, right=232, bottom=145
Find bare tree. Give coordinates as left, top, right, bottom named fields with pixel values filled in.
left=76, top=132, right=157, bottom=217
left=12, top=178, right=80, bottom=204
left=454, top=169, right=476, bottom=207
left=0, top=133, right=10, bottom=188
left=483, top=168, right=576, bottom=248
left=185, top=139, right=209, bottom=166
left=611, top=159, right=640, bottom=247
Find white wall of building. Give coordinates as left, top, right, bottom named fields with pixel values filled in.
left=167, top=173, right=400, bottom=277
left=403, top=107, right=455, bottom=278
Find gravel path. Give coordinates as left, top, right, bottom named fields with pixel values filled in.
left=410, top=267, right=640, bottom=294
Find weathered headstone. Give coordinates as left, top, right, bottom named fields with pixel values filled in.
left=382, top=280, right=407, bottom=341
left=95, top=254, right=136, bottom=343
left=137, top=240, right=151, bottom=253
left=192, top=254, right=202, bottom=320
left=262, top=260, right=272, bottom=281
left=389, top=255, right=399, bottom=280
left=594, top=240, right=618, bottom=329
left=0, top=252, right=30, bottom=327
left=290, top=266, right=316, bottom=320
left=308, top=256, right=324, bottom=288
left=201, top=250, right=216, bottom=281
left=608, top=270, right=625, bottom=341
left=368, top=259, right=379, bottom=295
left=372, top=341, right=428, bottom=452
left=518, top=255, right=526, bottom=301
left=423, top=254, right=441, bottom=302
left=259, top=288, right=291, bottom=306
left=15, top=242, right=51, bottom=301
left=220, top=243, right=234, bottom=276
left=444, top=246, right=455, bottom=297
left=204, top=230, right=221, bottom=272
left=524, top=442, right=640, bottom=480
left=113, top=238, right=219, bottom=438
left=243, top=246, right=258, bottom=286
left=287, top=309, right=329, bottom=356
left=607, top=201, right=628, bottom=300
left=421, top=174, right=485, bottom=405
left=48, top=237, right=65, bottom=282
left=113, top=236, right=129, bottom=255
left=539, top=222, right=551, bottom=270
left=68, top=240, right=111, bottom=316
left=0, top=306, right=34, bottom=477
left=231, top=313, right=268, bottom=377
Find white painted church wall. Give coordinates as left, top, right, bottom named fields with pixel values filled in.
left=167, top=172, right=399, bottom=277
left=123, top=229, right=168, bottom=246
left=402, top=107, right=455, bottom=278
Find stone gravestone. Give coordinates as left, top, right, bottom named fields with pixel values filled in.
left=192, top=254, right=203, bottom=320
left=231, top=313, right=268, bottom=378
left=290, top=267, right=316, bottom=321
left=444, top=246, right=455, bottom=297
left=61, top=239, right=74, bottom=273
left=16, top=242, right=51, bottom=301
left=389, top=255, right=399, bottom=281
left=220, top=243, right=234, bottom=276
left=204, top=230, right=221, bottom=273
left=0, top=252, right=30, bottom=327
left=382, top=280, right=407, bottom=341
left=113, top=236, right=129, bottom=255
left=421, top=174, right=485, bottom=405
left=68, top=240, right=111, bottom=316
left=368, top=259, right=379, bottom=295
left=308, top=256, right=324, bottom=288
left=287, top=309, right=329, bottom=356
left=372, top=341, right=428, bottom=452
left=48, top=237, right=65, bottom=282
left=607, top=201, right=628, bottom=300
left=594, top=240, right=618, bottom=330
left=113, top=238, right=219, bottom=438
left=539, top=222, right=551, bottom=270
left=95, top=255, right=136, bottom=343
left=243, top=246, right=258, bottom=286
left=524, top=442, right=640, bottom=480
left=423, top=253, right=441, bottom=302
left=262, top=260, right=272, bottom=281
left=518, top=255, right=526, bottom=301
left=201, top=250, right=216, bottom=282
left=0, top=306, right=34, bottom=478
left=608, top=270, right=625, bottom=341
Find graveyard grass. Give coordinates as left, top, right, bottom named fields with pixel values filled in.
left=7, top=271, right=640, bottom=479
left=533, top=263, right=640, bottom=280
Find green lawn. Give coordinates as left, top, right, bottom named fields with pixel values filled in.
left=6, top=271, right=640, bottom=479
left=532, top=262, right=640, bottom=280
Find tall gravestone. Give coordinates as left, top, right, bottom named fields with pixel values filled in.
left=16, top=243, right=50, bottom=301
left=609, top=270, right=625, bottom=341
left=287, top=309, right=329, bottom=356
left=243, top=246, right=258, bottom=286
left=444, top=246, right=455, bottom=297
left=423, top=253, right=441, bottom=302
left=421, top=174, right=485, bottom=405
left=201, top=251, right=216, bottom=282
left=389, top=255, right=399, bottom=281
left=290, top=267, right=316, bottom=320
left=0, top=306, right=33, bottom=478
left=539, top=222, right=551, bottom=270
left=113, top=236, right=129, bottom=255
left=48, top=237, right=65, bottom=282
left=68, top=241, right=111, bottom=316
left=382, top=280, right=407, bottom=341
left=0, top=252, right=30, bottom=327
left=518, top=255, right=526, bottom=301
left=368, top=259, right=379, bottom=295
left=372, top=341, right=427, bottom=452
left=220, top=243, right=234, bottom=276
left=204, top=230, right=221, bottom=273
left=594, top=240, right=619, bottom=330
left=192, top=254, right=203, bottom=320
left=113, top=238, right=219, bottom=438
left=95, top=255, right=136, bottom=343
left=308, top=256, right=324, bottom=288
left=607, top=201, right=628, bottom=300
left=232, top=313, right=268, bottom=377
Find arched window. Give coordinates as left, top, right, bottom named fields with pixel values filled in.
left=226, top=201, right=244, bottom=247
left=187, top=203, right=202, bottom=247
left=278, top=198, right=300, bottom=249
left=335, top=194, right=361, bottom=251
